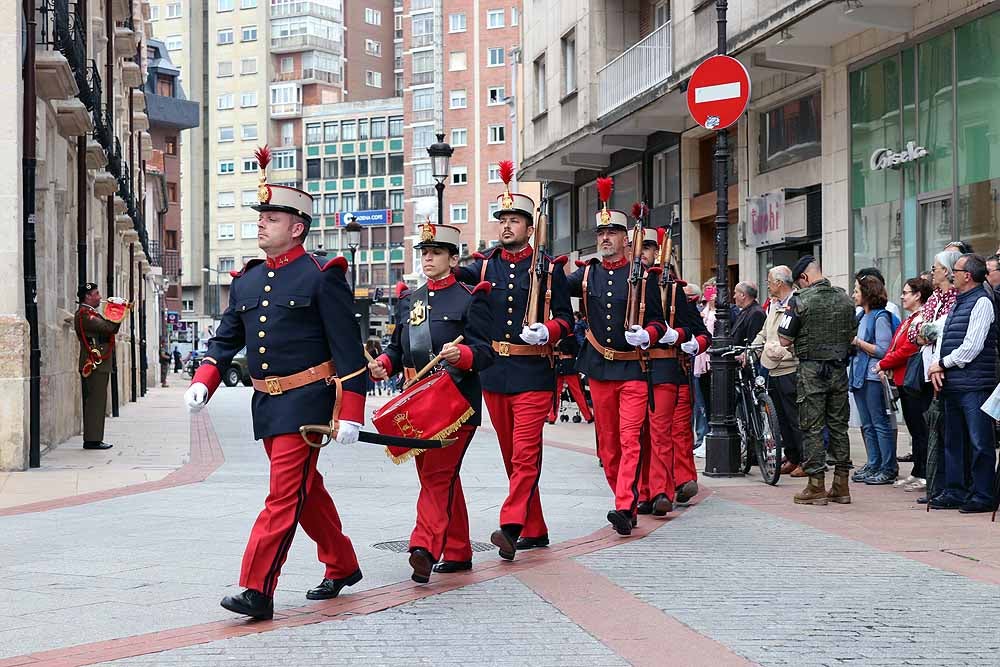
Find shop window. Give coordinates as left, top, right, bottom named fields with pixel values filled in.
left=956, top=11, right=1000, bottom=187
left=849, top=57, right=901, bottom=210
left=551, top=192, right=571, bottom=256
left=852, top=201, right=903, bottom=306
left=758, top=91, right=821, bottom=173
left=917, top=32, right=954, bottom=194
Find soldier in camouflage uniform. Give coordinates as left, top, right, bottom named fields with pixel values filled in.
left=778, top=256, right=857, bottom=505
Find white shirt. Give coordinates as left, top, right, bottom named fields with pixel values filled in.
left=942, top=295, right=995, bottom=369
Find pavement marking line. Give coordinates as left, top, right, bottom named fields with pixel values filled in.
left=515, top=560, right=757, bottom=667
left=0, top=494, right=710, bottom=667
left=0, top=412, right=225, bottom=518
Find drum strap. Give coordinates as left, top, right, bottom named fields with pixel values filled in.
left=408, top=284, right=435, bottom=371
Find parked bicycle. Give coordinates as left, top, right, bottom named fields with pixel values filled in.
left=719, top=344, right=782, bottom=485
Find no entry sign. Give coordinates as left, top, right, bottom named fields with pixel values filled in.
left=686, top=55, right=751, bottom=130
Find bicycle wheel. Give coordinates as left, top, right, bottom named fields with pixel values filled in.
left=735, top=400, right=752, bottom=474
left=755, top=393, right=782, bottom=485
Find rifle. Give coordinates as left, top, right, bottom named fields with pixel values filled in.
left=625, top=213, right=655, bottom=411
left=657, top=205, right=692, bottom=378
left=523, top=194, right=549, bottom=328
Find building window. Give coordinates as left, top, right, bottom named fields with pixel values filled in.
left=488, top=125, right=505, bottom=144
left=488, top=163, right=502, bottom=183
left=165, top=35, right=182, bottom=51
left=166, top=1, right=181, bottom=17
left=449, top=51, right=467, bottom=71
left=280, top=57, right=293, bottom=73
left=156, top=75, right=175, bottom=96
left=217, top=0, right=233, bottom=11
left=371, top=118, right=387, bottom=138
left=241, top=222, right=257, bottom=238
left=414, top=164, right=432, bottom=186
left=165, top=137, right=177, bottom=155
left=217, top=60, right=233, bottom=77
left=280, top=121, right=294, bottom=147
left=451, top=128, right=468, bottom=146
left=365, top=7, right=381, bottom=25
left=218, top=225, right=235, bottom=240
left=487, top=47, right=504, bottom=67
left=217, top=29, right=234, bottom=45
left=758, top=90, right=821, bottom=173
left=218, top=160, right=235, bottom=174
left=486, top=9, right=504, bottom=28
left=324, top=122, right=340, bottom=143
left=342, top=157, right=356, bottom=178
left=218, top=126, right=234, bottom=142
left=324, top=194, right=338, bottom=214
left=240, top=57, right=257, bottom=75
left=451, top=166, right=468, bottom=185
left=511, top=7, right=519, bottom=25
left=241, top=123, right=257, bottom=140
left=371, top=191, right=387, bottom=209
left=240, top=91, right=257, bottom=107
left=241, top=0, right=256, bottom=8
left=533, top=55, right=547, bottom=115
left=306, top=159, right=320, bottom=179
left=182, top=299, right=194, bottom=312
left=215, top=191, right=234, bottom=208
left=241, top=190, right=257, bottom=207
left=487, top=86, right=506, bottom=105
left=450, top=203, right=468, bottom=224
left=166, top=182, right=178, bottom=201
left=449, top=13, right=466, bottom=32
left=218, top=256, right=236, bottom=271
left=371, top=155, right=386, bottom=176
left=306, top=123, right=322, bottom=144
left=149, top=5, right=159, bottom=20
left=342, top=121, right=357, bottom=141
left=273, top=150, right=296, bottom=170
left=342, top=193, right=356, bottom=211
left=450, top=90, right=467, bottom=109
left=562, top=31, right=576, bottom=95
left=365, top=39, right=381, bottom=56
left=241, top=158, right=258, bottom=173
left=389, top=190, right=404, bottom=210
left=358, top=156, right=369, bottom=177
left=389, top=154, right=404, bottom=175
left=389, top=116, right=403, bottom=137
left=365, top=71, right=382, bottom=87
left=241, top=25, right=257, bottom=42
left=217, top=94, right=234, bottom=110
left=488, top=201, right=501, bottom=218
left=413, top=124, right=435, bottom=153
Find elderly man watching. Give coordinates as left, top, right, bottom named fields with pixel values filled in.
left=732, top=281, right=766, bottom=348
left=752, top=266, right=805, bottom=475
left=927, top=254, right=997, bottom=513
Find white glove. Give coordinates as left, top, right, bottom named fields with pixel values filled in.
left=624, top=325, right=650, bottom=349
left=680, top=339, right=700, bottom=355
left=520, top=323, right=549, bottom=346
left=335, top=420, right=362, bottom=445
left=658, top=324, right=679, bottom=345
left=185, top=383, right=208, bottom=413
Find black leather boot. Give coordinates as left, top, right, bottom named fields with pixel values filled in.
left=220, top=589, right=274, bottom=620
left=305, top=569, right=363, bottom=600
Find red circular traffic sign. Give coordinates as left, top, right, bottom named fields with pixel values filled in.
left=686, top=55, right=751, bottom=131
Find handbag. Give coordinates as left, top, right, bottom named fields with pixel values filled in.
left=900, top=352, right=925, bottom=396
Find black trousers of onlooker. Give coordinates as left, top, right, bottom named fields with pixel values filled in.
left=900, top=382, right=932, bottom=479
left=768, top=371, right=804, bottom=464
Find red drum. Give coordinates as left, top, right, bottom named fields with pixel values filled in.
left=372, top=372, right=473, bottom=464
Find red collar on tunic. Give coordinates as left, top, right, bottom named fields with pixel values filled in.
left=427, top=274, right=456, bottom=290
left=265, top=244, right=306, bottom=269
left=601, top=256, right=629, bottom=270
left=500, top=246, right=533, bottom=263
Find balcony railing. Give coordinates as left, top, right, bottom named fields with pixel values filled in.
left=272, top=68, right=341, bottom=85
left=270, top=34, right=342, bottom=54
left=411, top=33, right=433, bottom=48
left=411, top=183, right=435, bottom=198
left=597, top=21, right=672, bottom=117
left=270, top=1, right=342, bottom=22
left=38, top=0, right=91, bottom=98
left=270, top=101, right=302, bottom=118
left=411, top=70, right=433, bottom=85
left=411, top=108, right=433, bottom=123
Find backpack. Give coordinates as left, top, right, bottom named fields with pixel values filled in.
left=863, top=308, right=900, bottom=344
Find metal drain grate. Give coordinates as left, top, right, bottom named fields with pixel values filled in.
left=372, top=540, right=495, bottom=553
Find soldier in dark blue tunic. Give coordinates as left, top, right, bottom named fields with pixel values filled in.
left=186, top=148, right=367, bottom=620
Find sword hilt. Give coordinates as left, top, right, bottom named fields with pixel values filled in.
left=299, top=421, right=339, bottom=448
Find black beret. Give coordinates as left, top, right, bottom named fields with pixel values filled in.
left=78, top=282, right=98, bottom=298
left=791, top=256, right=816, bottom=280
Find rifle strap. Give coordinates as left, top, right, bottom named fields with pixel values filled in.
left=581, top=263, right=591, bottom=321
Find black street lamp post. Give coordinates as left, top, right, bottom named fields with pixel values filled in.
left=344, top=215, right=363, bottom=299
left=704, top=0, right=743, bottom=477
left=427, top=133, right=453, bottom=227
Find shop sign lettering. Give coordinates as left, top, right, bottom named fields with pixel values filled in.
left=869, top=141, right=929, bottom=171
left=746, top=191, right=785, bottom=248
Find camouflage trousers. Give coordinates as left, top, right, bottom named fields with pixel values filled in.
left=797, top=359, right=853, bottom=476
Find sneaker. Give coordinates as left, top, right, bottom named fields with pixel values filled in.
left=903, top=478, right=926, bottom=492
left=893, top=474, right=917, bottom=488
left=864, top=471, right=897, bottom=485
left=693, top=444, right=706, bottom=459
left=851, top=464, right=872, bottom=483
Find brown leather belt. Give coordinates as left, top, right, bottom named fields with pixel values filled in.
left=491, top=340, right=553, bottom=357
left=585, top=330, right=676, bottom=361
left=252, top=360, right=336, bottom=396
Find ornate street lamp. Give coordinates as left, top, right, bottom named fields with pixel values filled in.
left=344, top=214, right=363, bottom=298
left=427, top=132, right=453, bottom=226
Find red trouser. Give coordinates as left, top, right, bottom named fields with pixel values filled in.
left=410, top=425, right=475, bottom=562
left=484, top=390, right=549, bottom=538
left=590, top=380, right=676, bottom=512
left=548, top=374, right=594, bottom=422
left=672, top=383, right=698, bottom=487
left=240, top=433, right=359, bottom=597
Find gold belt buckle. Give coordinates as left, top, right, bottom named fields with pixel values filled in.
left=603, top=347, right=616, bottom=361
left=264, top=377, right=283, bottom=396
left=498, top=342, right=511, bottom=357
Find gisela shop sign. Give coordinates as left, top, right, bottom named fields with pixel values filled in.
left=869, top=141, right=929, bottom=171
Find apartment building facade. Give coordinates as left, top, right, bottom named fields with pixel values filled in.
left=520, top=0, right=1000, bottom=304
left=401, top=0, right=539, bottom=279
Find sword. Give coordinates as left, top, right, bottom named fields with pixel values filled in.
left=299, top=422, right=456, bottom=450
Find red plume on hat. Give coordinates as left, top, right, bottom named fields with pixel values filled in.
left=631, top=202, right=649, bottom=221
left=596, top=176, right=614, bottom=225
left=255, top=145, right=271, bottom=171
left=254, top=145, right=272, bottom=203
left=498, top=160, right=515, bottom=209
left=656, top=226, right=666, bottom=245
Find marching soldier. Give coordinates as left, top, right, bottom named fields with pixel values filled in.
left=369, top=222, right=495, bottom=583
left=635, top=228, right=710, bottom=514
left=566, top=177, right=672, bottom=536
left=185, top=147, right=368, bottom=620
left=454, top=162, right=573, bottom=561
left=75, top=282, right=122, bottom=450
left=779, top=255, right=857, bottom=506
left=547, top=334, right=594, bottom=424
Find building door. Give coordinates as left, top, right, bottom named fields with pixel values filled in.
left=919, top=196, right=952, bottom=273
